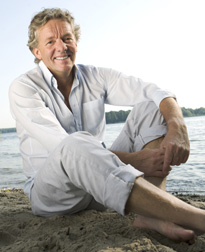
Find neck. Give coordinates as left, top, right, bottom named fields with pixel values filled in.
left=55, top=68, right=75, bottom=109
left=55, top=68, right=75, bottom=88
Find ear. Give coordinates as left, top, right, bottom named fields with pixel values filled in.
left=33, top=47, right=42, bottom=60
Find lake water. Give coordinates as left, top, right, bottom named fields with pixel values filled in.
left=0, top=116, right=205, bottom=195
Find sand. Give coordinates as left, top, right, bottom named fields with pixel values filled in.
left=0, top=189, right=205, bottom=252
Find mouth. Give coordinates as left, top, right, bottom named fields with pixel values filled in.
left=54, top=55, right=70, bottom=60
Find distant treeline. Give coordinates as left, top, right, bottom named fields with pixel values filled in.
left=106, top=110, right=131, bottom=124
left=0, top=127, right=16, bottom=134
left=0, top=107, right=205, bottom=132
left=106, top=107, right=205, bottom=124
left=181, top=107, right=205, bottom=117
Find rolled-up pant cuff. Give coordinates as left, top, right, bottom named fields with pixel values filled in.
left=104, top=164, right=143, bottom=215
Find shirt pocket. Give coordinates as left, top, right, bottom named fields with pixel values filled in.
left=82, top=97, right=105, bottom=136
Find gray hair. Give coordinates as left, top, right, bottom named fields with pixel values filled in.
left=27, top=8, right=81, bottom=63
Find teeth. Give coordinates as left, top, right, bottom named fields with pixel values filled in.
left=55, top=56, right=69, bottom=60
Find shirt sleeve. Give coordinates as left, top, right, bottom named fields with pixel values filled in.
left=9, top=78, right=68, bottom=153
left=100, top=68, right=176, bottom=107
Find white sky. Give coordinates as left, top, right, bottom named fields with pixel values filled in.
left=1, top=0, right=205, bottom=128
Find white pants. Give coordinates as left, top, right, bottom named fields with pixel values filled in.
left=31, top=101, right=167, bottom=217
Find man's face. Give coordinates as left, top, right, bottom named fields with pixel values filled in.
left=33, top=19, right=77, bottom=78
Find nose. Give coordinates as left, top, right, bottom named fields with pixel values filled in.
left=56, top=39, right=67, bottom=52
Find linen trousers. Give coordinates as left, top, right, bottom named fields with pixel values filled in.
left=31, top=101, right=167, bottom=217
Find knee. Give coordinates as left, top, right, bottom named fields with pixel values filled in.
left=127, top=102, right=167, bottom=151
left=130, top=101, right=166, bottom=134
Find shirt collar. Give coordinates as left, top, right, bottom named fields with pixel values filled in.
left=38, top=60, right=79, bottom=89
left=39, top=61, right=54, bottom=88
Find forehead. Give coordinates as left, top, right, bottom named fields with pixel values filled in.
left=37, top=19, right=74, bottom=38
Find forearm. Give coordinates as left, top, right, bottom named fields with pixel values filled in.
left=110, top=150, right=130, bottom=164
left=159, top=97, right=186, bottom=131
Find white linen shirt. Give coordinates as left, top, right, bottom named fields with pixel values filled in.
left=9, top=61, right=175, bottom=197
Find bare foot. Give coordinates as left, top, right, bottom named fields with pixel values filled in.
left=133, top=215, right=197, bottom=244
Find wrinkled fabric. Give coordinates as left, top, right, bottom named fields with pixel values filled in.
left=31, top=101, right=167, bottom=217
left=9, top=61, right=174, bottom=214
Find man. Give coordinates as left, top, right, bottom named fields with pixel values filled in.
left=9, top=8, right=205, bottom=243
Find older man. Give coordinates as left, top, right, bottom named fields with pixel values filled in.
left=9, top=8, right=205, bottom=243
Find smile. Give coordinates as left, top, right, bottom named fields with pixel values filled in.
left=54, top=55, right=70, bottom=60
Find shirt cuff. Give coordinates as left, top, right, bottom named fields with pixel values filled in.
left=152, top=90, right=176, bottom=108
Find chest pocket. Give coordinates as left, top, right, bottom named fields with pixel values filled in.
left=82, top=98, right=105, bottom=136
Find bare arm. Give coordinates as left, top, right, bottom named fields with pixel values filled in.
left=111, top=97, right=189, bottom=177
left=111, top=148, right=167, bottom=177
left=159, top=97, right=190, bottom=172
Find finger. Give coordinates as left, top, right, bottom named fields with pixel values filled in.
left=163, top=166, right=172, bottom=176
left=150, top=170, right=168, bottom=178
left=171, top=146, right=189, bottom=166
left=162, top=146, right=173, bottom=172
left=170, top=146, right=183, bottom=165
left=181, top=149, right=190, bottom=163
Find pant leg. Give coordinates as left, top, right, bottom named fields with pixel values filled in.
left=31, top=131, right=143, bottom=217
left=110, top=101, right=167, bottom=152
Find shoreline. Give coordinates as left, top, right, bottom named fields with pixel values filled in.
left=1, top=188, right=205, bottom=197
left=0, top=189, right=205, bottom=251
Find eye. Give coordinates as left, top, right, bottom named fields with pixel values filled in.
left=46, top=40, right=53, bottom=46
left=64, top=37, right=73, bottom=43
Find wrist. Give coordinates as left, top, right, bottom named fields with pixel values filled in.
left=167, top=117, right=186, bottom=131
left=110, top=150, right=131, bottom=164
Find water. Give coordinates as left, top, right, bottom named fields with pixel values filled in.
left=0, top=132, right=25, bottom=189
left=0, top=116, right=205, bottom=194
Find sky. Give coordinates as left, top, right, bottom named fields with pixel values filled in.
left=1, top=0, right=205, bottom=128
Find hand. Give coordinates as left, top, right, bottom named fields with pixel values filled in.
left=159, top=98, right=190, bottom=173
left=128, top=148, right=170, bottom=177
left=160, top=119, right=190, bottom=173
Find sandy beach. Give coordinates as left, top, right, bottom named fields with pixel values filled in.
left=0, top=189, right=205, bottom=252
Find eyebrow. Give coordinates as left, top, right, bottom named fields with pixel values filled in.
left=63, top=32, right=74, bottom=37
left=44, top=32, right=74, bottom=41
left=45, top=36, right=55, bottom=41
left=46, top=32, right=74, bottom=40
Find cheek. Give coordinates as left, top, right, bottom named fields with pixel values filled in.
left=43, top=49, right=54, bottom=59
left=70, top=42, right=78, bottom=52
